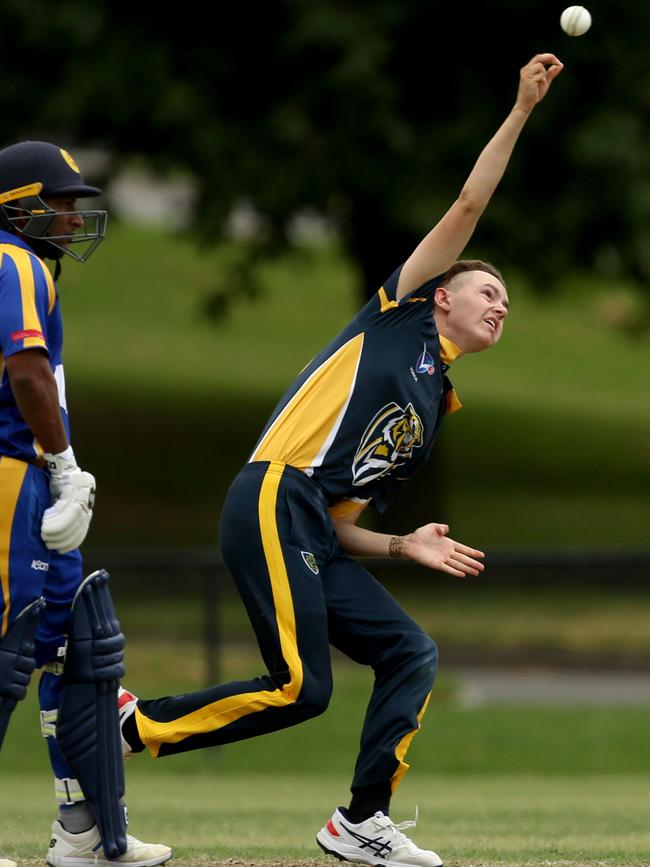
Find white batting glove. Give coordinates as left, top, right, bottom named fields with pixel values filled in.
left=41, top=446, right=96, bottom=554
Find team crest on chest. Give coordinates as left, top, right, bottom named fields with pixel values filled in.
left=352, top=402, right=424, bottom=486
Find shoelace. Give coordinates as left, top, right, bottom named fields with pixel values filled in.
left=393, top=804, right=419, bottom=832
left=377, top=804, right=420, bottom=837
left=373, top=806, right=420, bottom=846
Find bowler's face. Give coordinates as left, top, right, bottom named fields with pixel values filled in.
left=445, top=271, right=509, bottom=352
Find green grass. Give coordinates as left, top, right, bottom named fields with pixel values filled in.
left=4, top=231, right=648, bottom=864
left=3, top=773, right=650, bottom=865
left=3, top=641, right=650, bottom=864
left=60, top=226, right=357, bottom=399
left=4, top=642, right=650, bottom=778
left=59, top=224, right=650, bottom=417
left=47, top=222, right=650, bottom=547
left=112, top=579, right=650, bottom=658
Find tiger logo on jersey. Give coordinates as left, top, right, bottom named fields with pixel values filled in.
left=352, top=401, right=424, bottom=486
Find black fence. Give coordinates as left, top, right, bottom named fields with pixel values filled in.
left=84, top=546, right=650, bottom=681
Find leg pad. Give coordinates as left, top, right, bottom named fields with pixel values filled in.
left=56, top=570, right=127, bottom=858
left=0, top=597, right=45, bottom=748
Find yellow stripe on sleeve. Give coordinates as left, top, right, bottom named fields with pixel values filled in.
left=378, top=286, right=429, bottom=313
left=328, top=498, right=370, bottom=520
left=0, top=457, right=29, bottom=636
left=1, top=246, right=48, bottom=349
left=33, top=257, right=57, bottom=314
left=378, top=287, right=399, bottom=313
left=136, top=461, right=304, bottom=757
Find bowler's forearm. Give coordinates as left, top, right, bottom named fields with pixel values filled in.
left=333, top=520, right=408, bottom=559
left=460, top=105, right=531, bottom=212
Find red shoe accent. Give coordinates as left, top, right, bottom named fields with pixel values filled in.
left=327, top=819, right=340, bottom=837
left=118, top=688, right=136, bottom=709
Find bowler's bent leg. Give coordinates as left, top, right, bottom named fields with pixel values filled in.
left=135, top=461, right=335, bottom=757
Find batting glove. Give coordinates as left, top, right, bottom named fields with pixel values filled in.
left=41, top=446, right=96, bottom=553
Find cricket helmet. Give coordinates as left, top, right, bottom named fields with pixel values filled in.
left=0, top=140, right=107, bottom=262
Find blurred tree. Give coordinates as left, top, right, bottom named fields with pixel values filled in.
left=0, top=0, right=650, bottom=542
left=2, top=0, right=650, bottom=309
left=4, top=0, right=650, bottom=534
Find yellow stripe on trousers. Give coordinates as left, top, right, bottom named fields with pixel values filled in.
left=390, top=690, right=432, bottom=793
left=0, top=457, right=29, bottom=636
left=137, top=460, right=304, bottom=757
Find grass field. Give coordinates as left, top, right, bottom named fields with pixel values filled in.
left=4, top=773, right=650, bottom=866
left=3, top=639, right=650, bottom=865
left=49, top=222, right=650, bottom=548
left=3, top=226, right=649, bottom=864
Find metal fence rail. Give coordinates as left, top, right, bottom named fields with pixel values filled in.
left=85, top=545, right=650, bottom=583
left=83, top=546, right=650, bottom=682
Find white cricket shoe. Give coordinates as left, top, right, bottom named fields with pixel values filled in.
left=118, top=686, right=139, bottom=760
left=317, top=808, right=443, bottom=867
left=46, top=821, right=172, bottom=867
left=0, top=858, right=18, bottom=867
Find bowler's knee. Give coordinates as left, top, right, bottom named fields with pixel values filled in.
left=293, top=675, right=332, bottom=721
left=412, top=633, right=438, bottom=685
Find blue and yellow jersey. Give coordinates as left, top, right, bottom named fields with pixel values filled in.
left=0, top=229, right=70, bottom=462
left=250, top=264, right=462, bottom=515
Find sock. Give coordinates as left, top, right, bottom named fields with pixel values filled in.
left=122, top=711, right=145, bottom=753
left=346, top=782, right=392, bottom=823
left=59, top=801, right=95, bottom=834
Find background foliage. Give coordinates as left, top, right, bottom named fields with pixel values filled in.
left=2, top=0, right=650, bottom=310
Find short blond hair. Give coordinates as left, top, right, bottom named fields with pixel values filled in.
left=439, top=259, right=505, bottom=289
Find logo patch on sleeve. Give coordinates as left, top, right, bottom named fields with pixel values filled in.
left=301, top=551, right=319, bottom=574
left=11, top=329, right=44, bottom=342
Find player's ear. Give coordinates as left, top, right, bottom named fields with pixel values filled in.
left=434, top=286, right=452, bottom=312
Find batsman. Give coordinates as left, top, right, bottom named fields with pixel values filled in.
left=0, top=141, right=171, bottom=867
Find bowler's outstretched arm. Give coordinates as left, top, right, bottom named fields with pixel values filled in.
left=396, top=53, right=563, bottom=300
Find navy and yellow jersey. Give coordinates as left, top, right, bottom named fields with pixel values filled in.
left=0, top=229, right=70, bottom=462
left=250, top=264, right=462, bottom=515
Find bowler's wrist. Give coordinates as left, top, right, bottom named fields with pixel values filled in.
left=388, top=534, right=413, bottom=559
left=512, top=103, right=533, bottom=121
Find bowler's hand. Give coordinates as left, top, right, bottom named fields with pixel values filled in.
left=516, top=53, right=563, bottom=114
left=404, top=523, right=485, bottom=578
left=41, top=447, right=95, bottom=554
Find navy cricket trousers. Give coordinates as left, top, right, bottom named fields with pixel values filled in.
left=135, top=460, right=437, bottom=792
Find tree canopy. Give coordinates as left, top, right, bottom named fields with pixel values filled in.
left=3, top=0, right=650, bottom=300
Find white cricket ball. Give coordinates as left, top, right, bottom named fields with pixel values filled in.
left=560, top=6, right=592, bottom=36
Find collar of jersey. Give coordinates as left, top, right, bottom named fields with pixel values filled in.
left=439, top=335, right=463, bottom=365
left=0, top=229, right=34, bottom=253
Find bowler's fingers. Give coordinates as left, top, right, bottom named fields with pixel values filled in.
left=545, top=62, right=564, bottom=82
left=525, top=58, right=564, bottom=85
left=428, top=551, right=481, bottom=578
left=438, top=561, right=467, bottom=579
left=452, top=542, right=485, bottom=559
left=529, top=52, right=563, bottom=68
left=446, top=541, right=485, bottom=577
left=527, top=65, right=560, bottom=87
left=450, top=551, right=485, bottom=573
